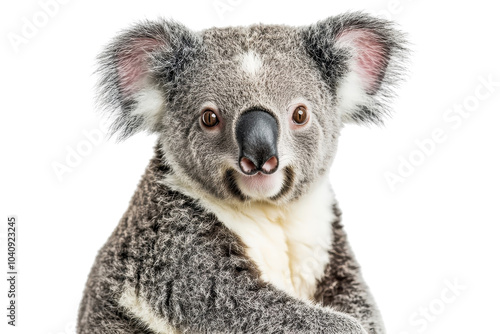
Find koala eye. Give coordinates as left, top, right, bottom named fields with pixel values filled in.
left=292, top=105, right=308, bottom=125
left=201, top=109, right=219, bottom=127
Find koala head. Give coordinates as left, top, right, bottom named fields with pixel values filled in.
left=97, top=12, right=407, bottom=205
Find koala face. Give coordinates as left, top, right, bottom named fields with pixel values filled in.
left=158, top=26, right=340, bottom=203
left=97, top=13, right=406, bottom=204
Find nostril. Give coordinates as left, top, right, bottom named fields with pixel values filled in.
left=240, top=157, right=257, bottom=174
left=262, top=156, right=278, bottom=174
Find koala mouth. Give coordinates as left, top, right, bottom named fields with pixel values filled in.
left=237, top=170, right=283, bottom=198
left=224, top=166, right=295, bottom=202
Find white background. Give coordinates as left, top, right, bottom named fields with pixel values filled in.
left=1, top=0, right=499, bottom=333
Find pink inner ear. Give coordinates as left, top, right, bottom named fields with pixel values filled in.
left=117, top=38, right=163, bottom=95
left=336, top=29, right=388, bottom=94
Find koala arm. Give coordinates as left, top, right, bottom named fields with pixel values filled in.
left=136, top=216, right=365, bottom=334
left=101, top=155, right=365, bottom=334
left=314, top=206, right=386, bottom=334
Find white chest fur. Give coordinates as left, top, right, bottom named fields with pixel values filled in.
left=199, top=179, right=336, bottom=300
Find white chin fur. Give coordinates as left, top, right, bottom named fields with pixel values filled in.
left=235, top=169, right=284, bottom=199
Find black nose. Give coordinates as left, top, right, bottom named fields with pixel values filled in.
left=235, top=110, right=279, bottom=175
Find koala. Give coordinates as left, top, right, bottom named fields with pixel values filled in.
left=78, top=12, right=407, bottom=334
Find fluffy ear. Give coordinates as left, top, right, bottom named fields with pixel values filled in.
left=303, top=12, right=408, bottom=124
left=97, top=19, right=200, bottom=139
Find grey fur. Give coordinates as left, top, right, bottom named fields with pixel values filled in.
left=304, top=14, right=407, bottom=124
left=79, top=12, right=408, bottom=333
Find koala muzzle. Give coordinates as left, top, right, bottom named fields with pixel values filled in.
left=236, top=110, right=279, bottom=175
